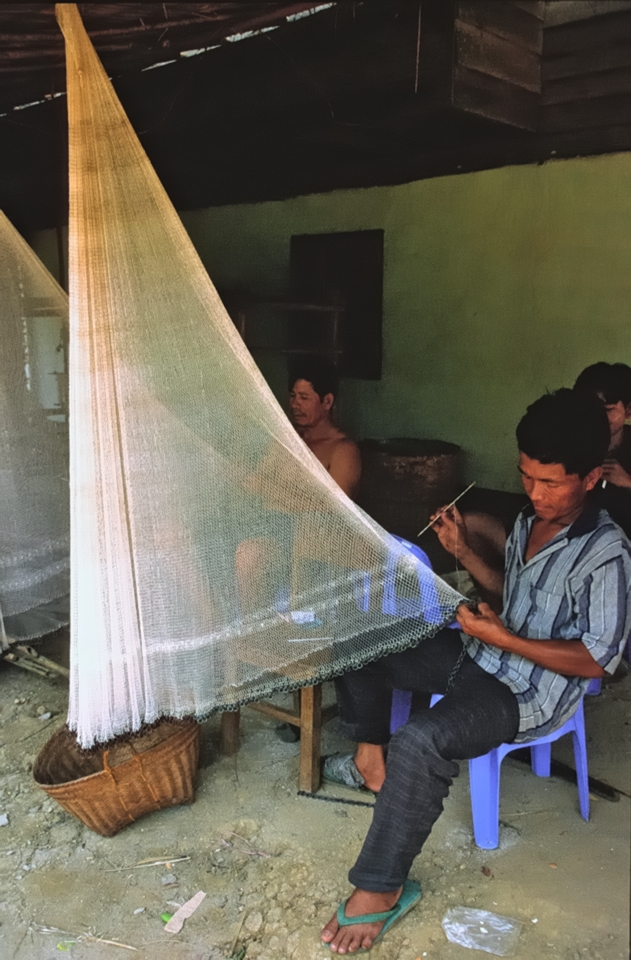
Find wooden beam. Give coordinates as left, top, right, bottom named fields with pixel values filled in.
left=219, top=709, right=241, bottom=756
left=458, top=1, right=543, bottom=53
left=543, top=65, right=631, bottom=105
left=543, top=38, right=631, bottom=82
left=248, top=701, right=299, bottom=726
left=452, top=2, right=542, bottom=131
left=299, top=684, right=322, bottom=793
left=514, top=1, right=545, bottom=19
left=453, top=64, right=540, bottom=129
left=287, top=119, right=631, bottom=195
left=544, top=8, right=631, bottom=57
left=455, top=18, right=541, bottom=92
left=542, top=91, right=631, bottom=132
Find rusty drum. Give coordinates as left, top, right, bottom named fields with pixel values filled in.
left=358, top=438, right=461, bottom=544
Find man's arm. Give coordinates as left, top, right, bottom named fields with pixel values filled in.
left=432, top=506, right=504, bottom=607
left=457, top=603, right=606, bottom=678
left=329, top=440, right=362, bottom=500
left=602, top=459, right=631, bottom=489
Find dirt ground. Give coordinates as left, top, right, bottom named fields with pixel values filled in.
left=0, top=631, right=629, bottom=960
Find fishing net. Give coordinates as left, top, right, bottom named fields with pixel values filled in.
left=0, top=212, right=69, bottom=649
left=57, top=4, right=465, bottom=749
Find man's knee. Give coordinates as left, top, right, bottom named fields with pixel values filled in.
left=387, top=714, right=461, bottom=798
left=407, top=684, right=519, bottom=761
left=390, top=712, right=458, bottom=768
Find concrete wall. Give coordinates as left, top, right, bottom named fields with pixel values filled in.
left=30, top=151, right=631, bottom=490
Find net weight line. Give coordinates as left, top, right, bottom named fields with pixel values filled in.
left=297, top=790, right=375, bottom=808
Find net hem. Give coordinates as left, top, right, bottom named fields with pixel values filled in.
left=69, top=608, right=463, bottom=748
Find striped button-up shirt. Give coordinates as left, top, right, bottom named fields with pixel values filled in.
left=465, top=502, right=631, bottom=742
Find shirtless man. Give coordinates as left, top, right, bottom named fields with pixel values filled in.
left=288, top=355, right=361, bottom=498
left=235, top=356, right=360, bottom=613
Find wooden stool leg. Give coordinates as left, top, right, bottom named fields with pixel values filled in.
left=220, top=709, right=241, bottom=756
left=299, top=684, right=322, bottom=793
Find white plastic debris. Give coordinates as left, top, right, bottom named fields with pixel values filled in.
left=0, top=814, right=9, bottom=827
left=442, top=907, right=522, bottom=956
left=164, top=891, right=206, bottom=934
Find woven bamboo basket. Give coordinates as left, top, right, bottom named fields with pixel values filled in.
left=33, top=719, right=200, bottom=837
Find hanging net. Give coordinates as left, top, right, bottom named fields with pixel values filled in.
left=0, top=212, right=70, bottom=649
left=57, top=4, right=465, bottom=749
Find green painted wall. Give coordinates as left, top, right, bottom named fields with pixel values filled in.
left=30, top=152, right=631, bottom=490
left=180, top=153, right=631, bottom=491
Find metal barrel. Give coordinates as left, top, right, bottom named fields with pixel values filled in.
left=358, top=438, right=462, bottom=544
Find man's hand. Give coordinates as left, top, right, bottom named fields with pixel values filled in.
left=456, top=603, right=605, bottom=678
left=431, top=504, right=469, bottom=557
left=602, top=459, right=631, bottom=489
left=431, top=507, right=504, bottom=609
left=457, top=602, right=509, bottom=647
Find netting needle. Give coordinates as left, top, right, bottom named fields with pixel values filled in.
left=417, top=481, right=477, bottom=537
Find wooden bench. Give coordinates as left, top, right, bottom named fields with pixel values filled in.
left=219, top=684, right=338, bottom=792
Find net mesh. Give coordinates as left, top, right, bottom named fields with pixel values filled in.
left=57, top=4, right=465, bottom=748
left=0, top=212, right=69, bottom=648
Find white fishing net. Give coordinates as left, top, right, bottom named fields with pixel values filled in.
left=0, top=212, right=70, bottom=649
left=57, top=4, right=465, bottom=748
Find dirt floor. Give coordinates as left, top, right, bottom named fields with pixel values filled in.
left=0, top=631, right=629, bottom=960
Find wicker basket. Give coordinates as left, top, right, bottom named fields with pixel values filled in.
left=33, top=719, right=200, bottom=837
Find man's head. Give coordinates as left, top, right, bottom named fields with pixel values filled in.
left=516, top=389, right=609, bottom=523
left=288, top=355, right=339, bottom=430
left=573, top=362, right=631, bottom=446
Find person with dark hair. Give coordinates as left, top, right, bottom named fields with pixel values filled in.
left=438, top=370, right=631, bottom=600
left=287, top=355, right=361, bottom=499
left=320, top=389, right=631, bottom=955
left=235, top=355, right=360, bottom=622
left=288, top=354, right=340, bottom=407
left=573, top=361, right=631, bottom=537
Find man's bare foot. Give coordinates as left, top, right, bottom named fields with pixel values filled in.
left=354, top=743, right=386, bottom=793
left=321, top=886, right=402, bottom=954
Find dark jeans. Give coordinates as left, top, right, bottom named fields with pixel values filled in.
left=334, top=629, right=519, bottom=892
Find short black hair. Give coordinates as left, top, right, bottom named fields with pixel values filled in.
left=574, top=362, right=631, bottom=406
left=288, top=354, right=339, bottom=402
left=516, top=388, right=609, bottom=478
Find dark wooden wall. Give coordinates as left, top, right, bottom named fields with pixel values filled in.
left=2, top=1, right=631, bottom=230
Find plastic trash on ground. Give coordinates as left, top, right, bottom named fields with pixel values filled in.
left=442, top=907, right=522, bottom=956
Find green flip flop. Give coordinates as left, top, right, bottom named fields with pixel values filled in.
left=324, top=879, right=422, bottom=953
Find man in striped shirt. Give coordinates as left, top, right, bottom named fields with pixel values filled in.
left=321, top=389, right=631, bottom=955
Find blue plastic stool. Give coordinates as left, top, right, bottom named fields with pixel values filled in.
left=390, top=691, right=590, bottom=849
left=381, top=535, right=462, bottom=624
left=586, top=677, right=602, bottom=696
left=465, top=697, right=590, bottom=848
left=354, top=535, right=443, bottom=621
left=390, top=534, right=432, bottom=566
left=390, top=688, right=414, bottom=735
left=385, top=537, right=459, bottom=735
